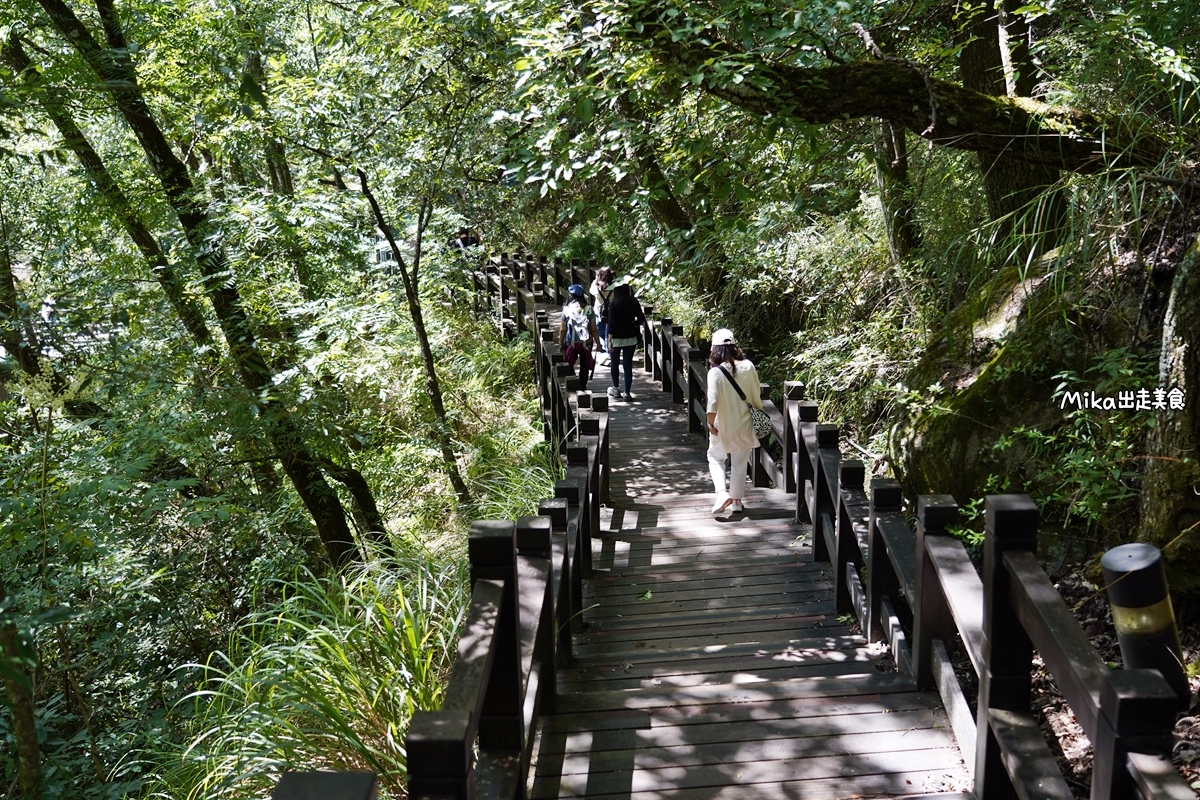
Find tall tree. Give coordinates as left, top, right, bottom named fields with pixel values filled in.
left=957, top=1, right=1065, bottom=249
left=359, top=176, right=471, bottom=506
left=1, top=34, right=215, bottom=351
left=613, top=0, right=1169, bottom=174
left=1140, top=235, right=1200, bottom=587
left=32, top=0, right=362, bottom=569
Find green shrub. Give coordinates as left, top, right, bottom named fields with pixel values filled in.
left=146, top=548, right=468, bottom=800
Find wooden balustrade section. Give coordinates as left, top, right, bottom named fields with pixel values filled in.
left=403, top=278, right=610, bottom=799
left=274, top=252, right=1190, bottom=800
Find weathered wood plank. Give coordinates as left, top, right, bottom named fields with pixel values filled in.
left=584, top=593, right=837, bottom=622
left=559, top=654, right=891, bottom=692
left=532, top=774, right=970, bottom=800
left=537, top=722, right=957, bottom=774
left=925, top=536, right=985, bottom=677
left=533, top=746, right=963, bottom=797
left=541, top=689, right=946, bottom=734
left=576, top=612, right=839, bottom=644
left=589, top=560, right=828, bottom=587
left=554, top=671, right=920, bottom=713
left=571, top=632, right=864, bottom=662
left=584, top=575, right=833, bottom=606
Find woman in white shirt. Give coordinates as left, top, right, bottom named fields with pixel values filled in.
left=705, top=328, right=763, bottom=515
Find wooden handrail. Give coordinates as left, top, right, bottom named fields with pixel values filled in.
left=402, top=267, right=611, bottom=799
left=276, top=253, right=1188, bottom=799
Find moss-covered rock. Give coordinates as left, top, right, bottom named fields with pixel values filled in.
left=891, top=257, right=1143, bottom=503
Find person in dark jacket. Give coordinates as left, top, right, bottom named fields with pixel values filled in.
left=604, top=282, right=645, bottom=401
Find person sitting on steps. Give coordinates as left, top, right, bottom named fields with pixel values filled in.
left=558, top=284, right=601, bottom=392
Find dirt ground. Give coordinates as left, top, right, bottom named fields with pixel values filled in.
left=1033, top=565, right=1200, bottom=798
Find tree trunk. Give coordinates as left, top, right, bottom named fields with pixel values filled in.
left=958, top=2, right=1066, bottom=247
left=0, top=575, right=41, bottom=800
left=614, top=92, right=739, bottom=293
left=358, top=175, right=471, bottom=508
left=242, top=44, right=317, bottom=298
left=2, top=34, right=215, bottom=351
left=616, top=93, right=694, bottom=235
left=873, top=121, right=921, bottom=264
left=324, top=459, right=393, bottom=557
left=1139, top=235, right=1200, bottom=590
left=35, top=0, right=360, bottom=570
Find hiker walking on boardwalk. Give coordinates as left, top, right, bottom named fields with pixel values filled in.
left=706, top=328, right=763, bottom=516
left=590, top=267, right=615, bottom=365
left=559, top=283, right=601, bottom=391
left=604, top=282, right=644, bottom=402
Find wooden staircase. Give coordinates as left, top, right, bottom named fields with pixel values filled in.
left=528, top=368, right=969, bottom=799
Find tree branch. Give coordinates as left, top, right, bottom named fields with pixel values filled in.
left=624, top=5, right=1172, bottom=173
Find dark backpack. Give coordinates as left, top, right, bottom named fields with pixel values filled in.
left=598, top=288, right=613, bottom=325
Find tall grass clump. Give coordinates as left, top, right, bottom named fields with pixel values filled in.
left=145, top=546, right=469, bottom=800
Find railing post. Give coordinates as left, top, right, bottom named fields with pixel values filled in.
left=670, top=329, right=685, bottom=403
left=975, top=494, right=1038, bottom=800
left=565, top=443, right=592, bottom=578
left=538, top=497, right=571, bottom=662
left=686, top=347, right=704, bottom=433
left=468, top=520, right=522, bottom=750
left=783, top=382, right=804, bottom=494
left=753, top=384, right=772, bottom=488
left=656, top=318, right=671, bottom=388
left=641, top=306, right=655, bottom=372
left=912, top=495, right=959, bottom=690
left=514, top=279, right=526, bottom=337
left=553, top=256, right=564, bottom=304
left=833, top=460, right=865, bottom=617
left=795, top=400, right=818, bottom=524
left=1091, top=670, right=1179, bottom=800
left=499, top=269, right=511, bottom=335
left=812, top=423, right=838, bottom=563
left=516, top=514, right=555, bottom=719
left=555, top=478, right=585, bottom=634
left=865, top=478, right=902, bottom=642
left=582, top=397, right=609, bottom=504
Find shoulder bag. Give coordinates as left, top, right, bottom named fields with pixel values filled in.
left=717, top=365, right=773, bottom=439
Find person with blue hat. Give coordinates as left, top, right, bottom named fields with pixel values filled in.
left=558, top=283, right=601, bottom=391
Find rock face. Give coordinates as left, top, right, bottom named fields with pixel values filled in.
left=1139, top=238, right=1200, bottom=591
left=891, top=258, right=1144, bottom=505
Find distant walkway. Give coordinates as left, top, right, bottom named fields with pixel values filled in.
left=528, top=364, right=969, bottom=799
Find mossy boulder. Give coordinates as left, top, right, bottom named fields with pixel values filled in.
left=891, top=258, right=1142, bottom=502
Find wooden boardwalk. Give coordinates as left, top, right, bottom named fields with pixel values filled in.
left=529, top=363, right=970, bottom=799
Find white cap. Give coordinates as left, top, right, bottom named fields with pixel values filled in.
left=712, top=328, right=736, bottom=345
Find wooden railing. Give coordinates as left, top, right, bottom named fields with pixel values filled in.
left=403, top=265, right=609, bottom=799
left=275, top=253, right=1189, bottom=800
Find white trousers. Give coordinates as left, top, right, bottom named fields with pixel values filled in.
left=707, top=440, right=753, bottom=500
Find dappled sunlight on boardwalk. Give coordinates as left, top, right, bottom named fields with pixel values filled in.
left=528, top=367, right=970, bottom=799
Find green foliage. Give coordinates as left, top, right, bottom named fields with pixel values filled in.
left=144, top=550, right=468, bottom=799
left=2, top=0, right=1199, bottom=793
left=986, top=348, right=1156, bottom=531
